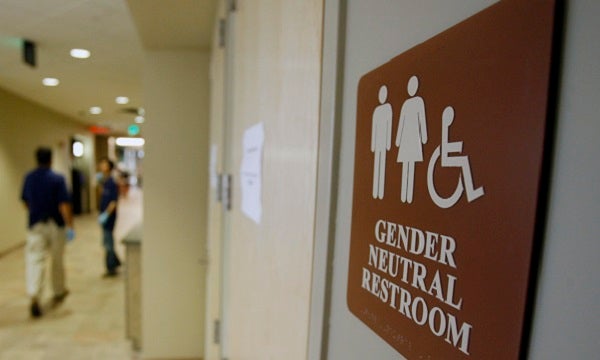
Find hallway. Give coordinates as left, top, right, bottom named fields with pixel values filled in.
left=0, top=188, right=142, bottom=359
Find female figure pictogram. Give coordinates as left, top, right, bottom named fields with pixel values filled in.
left=395, top=75, right=428, bottom=203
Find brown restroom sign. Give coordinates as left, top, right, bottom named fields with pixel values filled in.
left=346, top=1, right=559, bottom=359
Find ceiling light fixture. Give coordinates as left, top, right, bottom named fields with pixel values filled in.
left=116, top=137, right=145, bottom=147
left=72, top=141, right=84, bottom=157
left=42, top=78, right=60, bottom=86
left=70, top=48, right=90, bottom=59
left=89, top=106, right=102, bottom=115
left=115, top=96, right=129, bottom=104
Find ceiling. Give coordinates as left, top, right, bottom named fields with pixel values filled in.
left=0, top=0, right=217, bottom=133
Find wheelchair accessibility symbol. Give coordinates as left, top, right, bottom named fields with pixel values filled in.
left=370, top=76, right=484, bottom=208
left=426, top=106, right=484, bottom=208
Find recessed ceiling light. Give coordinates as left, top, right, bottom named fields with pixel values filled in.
left=70, top=48, right=90, bottom=59
left=89, top=106, right=102, bottom=115
left=116, top=137, right=145, bottom=147
left=42, top=78, right=60, bottom=86
left=135, top=116, right=145, bottom=124
left=115, top=96, right=129, bottom=104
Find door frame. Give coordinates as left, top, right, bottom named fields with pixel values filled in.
left=307, top=0, right=346, bottom=359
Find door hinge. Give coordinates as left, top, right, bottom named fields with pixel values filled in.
left=221, top=174, right=232, bottom=211
left=213, top=319, right=221, bottom=344
left=218, top=18, right=226, bottom=48
left=216, top=172, right=223, bottom=202
left=227, top=0, right=237, bottom=13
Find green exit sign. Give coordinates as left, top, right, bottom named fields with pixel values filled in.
left=128, top=124, right=140, bottom=136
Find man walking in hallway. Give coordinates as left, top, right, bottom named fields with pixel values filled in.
left=97, top=157, right=121, bottom=277
left=21, top=147, right=74, bottom=318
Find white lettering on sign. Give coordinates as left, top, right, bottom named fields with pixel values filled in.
left=374, top=219, right=457, bottom=268
left=363, top=219, right=472, bottom=355
left=367, top=244, right=463, bottom=310
left=361, top=265, right=471, bottom=355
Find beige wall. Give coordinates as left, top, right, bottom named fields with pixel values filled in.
left=141, top=50, right=210, bottom=359
left=0, top=87, right=88, bottom=253
left=216, top=1, right=323, bottom=359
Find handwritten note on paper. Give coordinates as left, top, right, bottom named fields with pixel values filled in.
left=240, top=122, right=264, bottom=224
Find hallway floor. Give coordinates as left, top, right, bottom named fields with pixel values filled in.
left=0, top=188, right=142, bottom=359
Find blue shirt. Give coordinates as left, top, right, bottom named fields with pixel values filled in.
left=100, top=177, right=118, bottom=230
left=21, top=167, right=70, bottom=228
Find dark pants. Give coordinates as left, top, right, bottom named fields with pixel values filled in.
left=102, top=228, right=121, bottom=273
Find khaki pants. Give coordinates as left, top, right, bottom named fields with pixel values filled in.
left=25, top=222, right=66, bottom=300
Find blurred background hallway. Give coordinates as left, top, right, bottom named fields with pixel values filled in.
left=0, top=187, right=142, bottom=359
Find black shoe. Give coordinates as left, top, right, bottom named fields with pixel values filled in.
left=53, top=290, right=69, bottom=304
left=102, top=270, right=118, bottom=278
left=30, top=300, right=42, bottom=318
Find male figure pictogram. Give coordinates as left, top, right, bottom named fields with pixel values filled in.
left=371, top=85, right=393, bottom=199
